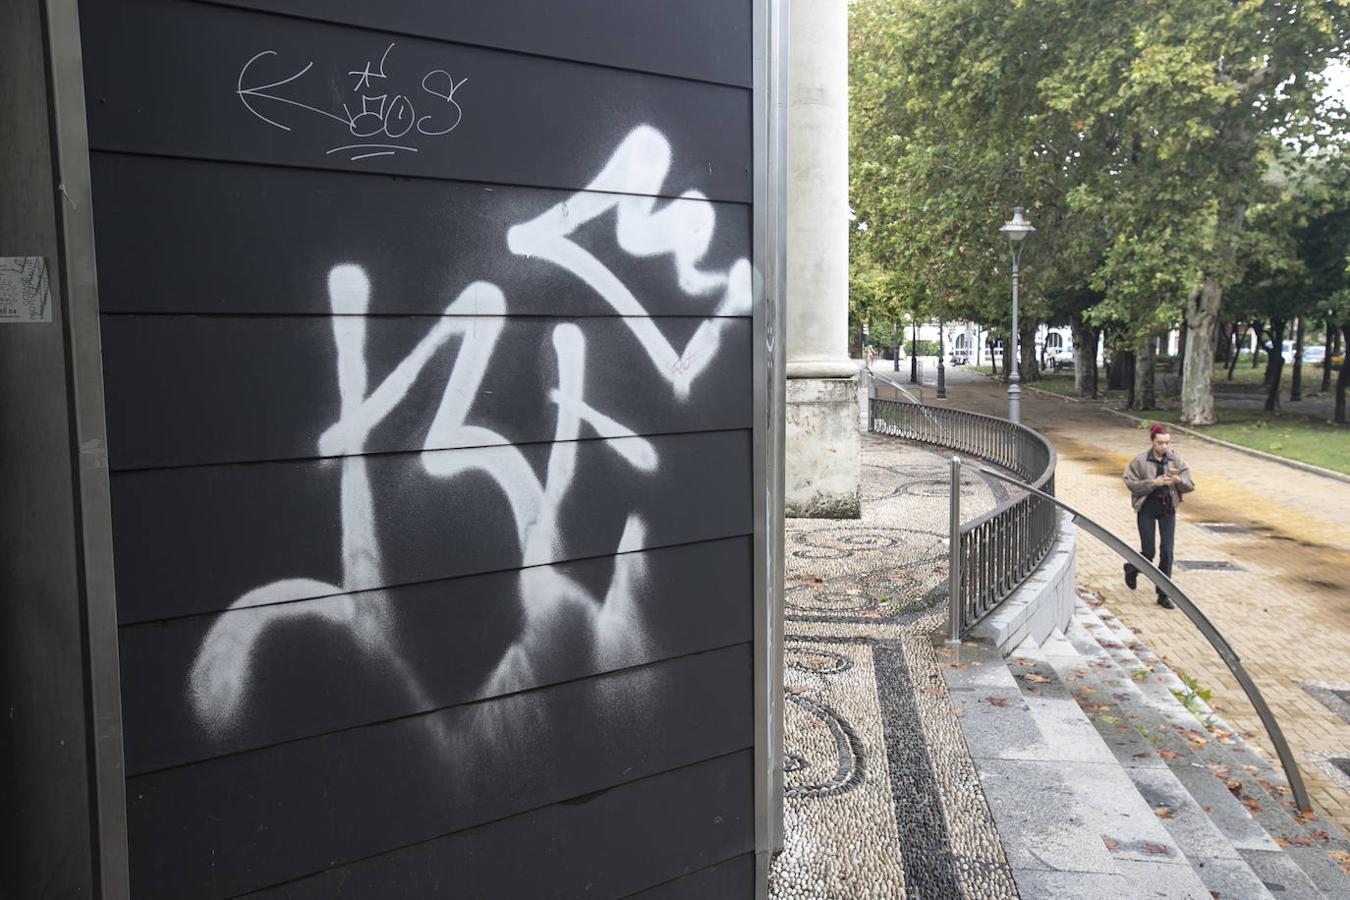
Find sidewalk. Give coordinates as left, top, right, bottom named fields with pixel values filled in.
left=770, top=433, right=1018, bottom=899
left=941, top=369, right=1350, bottom=832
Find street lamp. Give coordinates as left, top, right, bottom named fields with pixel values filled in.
left=999, top=207, right=1035, bottom=424
left=936, top=319, right=947, bottom=399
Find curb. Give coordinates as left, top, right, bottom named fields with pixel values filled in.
left=1021, top=383, right=1104, bottom=404
left=1104, top=407, right=1350, bottom=486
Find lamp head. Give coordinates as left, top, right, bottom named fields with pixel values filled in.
left=1000, top=207, right=1035, bottom=244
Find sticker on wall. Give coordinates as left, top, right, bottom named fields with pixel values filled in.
left=0, top=257, right=51, bottom=323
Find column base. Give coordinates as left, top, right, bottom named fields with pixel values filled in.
left=785, top=376, right=861, bottom=519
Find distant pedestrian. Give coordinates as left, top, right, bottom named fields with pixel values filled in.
left=1122, top=424, right=1195, bottom=609
left=865, top=344, right=877, bottom=370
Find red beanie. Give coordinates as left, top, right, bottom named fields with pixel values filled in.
left=1148, top=423, right=1168, bottom=438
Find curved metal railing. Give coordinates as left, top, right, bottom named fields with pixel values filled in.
left=869, top=398, right=1059, bottom=635
left=949, top=456, right=1312, bottom=813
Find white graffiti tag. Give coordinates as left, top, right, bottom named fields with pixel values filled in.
left=188, top=126, right=751, bottom=746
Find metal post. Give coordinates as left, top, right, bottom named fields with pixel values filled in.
left=948, top=455, right=962, bottom=645
left=910, top=318, right=919, bottom=384
left=1009, top=260, right=1021, bottom=424
left=936, top=320, right=947, bottom=399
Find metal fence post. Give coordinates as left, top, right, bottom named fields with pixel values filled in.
left=948, top=455, right=962, bottom=645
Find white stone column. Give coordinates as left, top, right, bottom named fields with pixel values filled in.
left=785, top=0, right=861, bottom=518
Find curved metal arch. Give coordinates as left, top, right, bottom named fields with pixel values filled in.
left=951, top=455, right=1312, bottom=813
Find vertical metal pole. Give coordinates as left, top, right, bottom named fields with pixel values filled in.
left=948, top=455, right=963, bottom=645
left=936, top=319, right=947, bottom=399
left=1008, top=259, right=1021, bottom=424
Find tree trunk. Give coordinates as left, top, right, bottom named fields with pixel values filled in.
left=892, top=322, right=900, bottom=371
left=1019, top=320, right=1039, bottom=383
left=1124, top=351, right=1137, bottom=408
left=1176, top=323, right=1188, bottom=389
left=1180, top=277, right=1222, bottom=425
left=1072, top=317, right=1096, bottom=399
left=1263, top=318, right=1286, bottom=412
left=1107, top=347, right=1132, bottom=390
left=1322, top=318, right=1334, bottom=393
left=1226, top=324, right=1247, bottom=380
left=1290, top=317, right=1305, bottom=402
left=1216, top=323, right=1232, bottom=365
left=1090, top=328, right=1100, bottom=399
left=1133, top=336, right=1157, bottom=409
left=1337, top=325, right=1350, bottom=424
left=1251, top=321, right=1264, bottom=367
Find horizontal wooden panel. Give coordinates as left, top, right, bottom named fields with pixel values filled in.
left=119, top=537, right=753, bottom=774
left=111, top=429, right=751, bottom=624
left=249, top=751, right=754, bottom=899
left=79, top=0, right=751, bottom=198
left=90, top=154, right=751, bottom=317
left=627, top=854, right=756, bottom=900
left=126, top=647, right=753, bottom=898
left=102, top=315, right=751, bottom=470
left=210, top=0, right=752, bottom=86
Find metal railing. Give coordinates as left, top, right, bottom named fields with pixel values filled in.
left=869, top=398, right=1059, bottom=636
left=866, top=395, right=1312, bottom=812
left=948, top=457, right=1312, bottom=813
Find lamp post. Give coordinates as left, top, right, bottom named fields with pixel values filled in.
left=936, top=319, right=947, bottom=398
left=999, top=207, right=1035, bottom=424
left=910, top=317, right=919, bottom=384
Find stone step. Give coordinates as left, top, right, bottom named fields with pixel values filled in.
left=1012, top=635, right=1277, bottom=900
left=1062, top=600, right=1350, bottom=897
left=943, top=639, right=1215, bottom=898
left=1075, top=604, right=1350, bottom=848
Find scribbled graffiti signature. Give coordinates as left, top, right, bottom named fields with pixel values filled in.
left=237, top=42, right=468, bottom=161
left=187, top=126, right=751, bottom=753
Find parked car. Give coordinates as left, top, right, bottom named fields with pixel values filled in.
left=949, top=349, right=970, bottom=366
left=1301, top=345, right=1326, bottom=365
left=1049, top=346, right=1076, bottom=371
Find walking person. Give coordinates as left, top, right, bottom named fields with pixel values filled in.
left=1122, top=424, right=1195, bottom=609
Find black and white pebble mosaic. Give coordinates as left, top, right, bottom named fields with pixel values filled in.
left=770, top=435, right=1018, bottom=899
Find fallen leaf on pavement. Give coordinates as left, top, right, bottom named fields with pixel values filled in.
left=986, top=697, right=1009, bottom=707
left=1330, top=850, right=1350, bottom=874
left=1102, top=837, right=1118, bottom=850
left=1241, top=796, right=1262, bottom=813
left=1144, top=842, right=1169, bottom=855
left=953, top=707, right=966, bottom=717
left=1224, top=779, right=1243, bottom=795
left=1022, top=673, right=1051, bottom=683
left=1152, top=807, right=1176, bottom=819
left=947, top=662, right=970, bottom=669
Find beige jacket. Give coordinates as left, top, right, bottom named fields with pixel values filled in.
left=1123, top=449, right=1195, bottom=512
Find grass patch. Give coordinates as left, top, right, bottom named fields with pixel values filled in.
left=1028, top=371, right=1129, bottom=401
left=1145, top=408, right=1350, bottom=475
left=1213, top=358, right=1335, bottom=392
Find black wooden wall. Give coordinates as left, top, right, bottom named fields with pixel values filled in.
left=80, top=1, right=758, bottom=896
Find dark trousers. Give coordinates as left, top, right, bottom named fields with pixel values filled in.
left=1123, top=494, right=1175, bottom=597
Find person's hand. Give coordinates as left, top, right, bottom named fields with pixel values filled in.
left=1153, top=475, right=1172, bottom=487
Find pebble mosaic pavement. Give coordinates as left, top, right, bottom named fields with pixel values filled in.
left=768, top=433, right=1019, bottom=900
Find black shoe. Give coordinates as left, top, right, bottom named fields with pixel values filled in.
left=1125, top=569, right=1138, bottom=590
left=1156, top=595, right=1174, bottom=610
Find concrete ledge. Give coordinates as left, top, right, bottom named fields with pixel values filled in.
left=972, top=513, right=1077, bottom=655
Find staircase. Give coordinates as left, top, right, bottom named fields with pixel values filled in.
left=942, top=594, right=1350, bottom=898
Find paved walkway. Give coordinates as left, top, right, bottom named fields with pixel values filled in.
left=939, top=368, right=1350, bottom=831
left=769, top=434, right=1018, bottom=899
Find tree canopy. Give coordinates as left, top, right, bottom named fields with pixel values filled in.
left=851, top=0, right=1350, bottom=422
